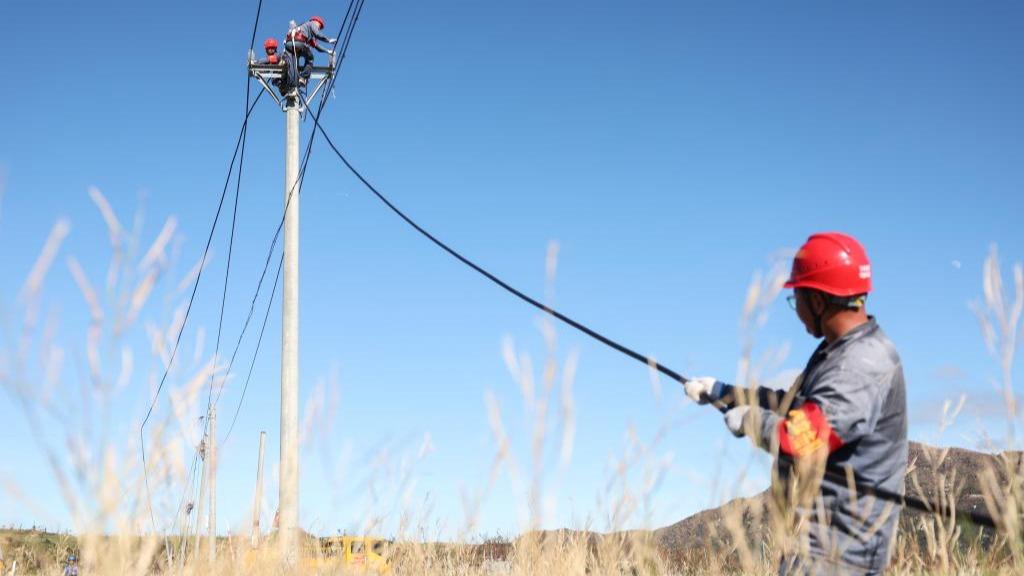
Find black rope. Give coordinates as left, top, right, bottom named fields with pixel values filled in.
left=224, top=252, right=283, bottom=443
left=207, top=87, right=251, bottom=412
left=308, top=119, right=687, bottom=385
left=141, top=0, right=265, bottom=541
left=305, top=117, right=1007, bottom=531
left=218, top=0, right=366, bottom=446
left=140, top=88, right=264, bottom=536
left=815, top=458, right=996, bottom=529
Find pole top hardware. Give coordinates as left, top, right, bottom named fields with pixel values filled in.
left=247, top=50, right=337, bottom=112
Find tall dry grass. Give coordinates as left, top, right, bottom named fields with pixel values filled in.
left=1, top=193, right=1023, bottom=575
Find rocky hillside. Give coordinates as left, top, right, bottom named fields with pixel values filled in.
left=654, top=441, right=1021, bottom=555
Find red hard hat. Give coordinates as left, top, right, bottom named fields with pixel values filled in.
left=264, top=38, right=278, bottom=51
left=784, top=232, right=872, bottom=297
left=310, top=15, right=325, bottom=29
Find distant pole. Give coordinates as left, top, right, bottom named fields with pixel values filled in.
left=208, top=406, right=218, bottom=564
left=280, top=90, right=301, bottom=564
left=192, top=425, right=208, bottom=563
left=252, top=430, right=267, bottom=548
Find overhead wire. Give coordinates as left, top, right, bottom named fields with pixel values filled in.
left=304, top=116, right=1000, bottom=530
left=204, top=76, right=254, bottom=415
left=306, top=117, right=689, bottom=386
left=218, top=0, right=367, bottom=446
left=138, top=0, right=1001, bottom=537
left=223, top=252, right=283, bottom=443
left=139, top=87, right=264, bottom=539
left=140, top=0, right=266, bottom=546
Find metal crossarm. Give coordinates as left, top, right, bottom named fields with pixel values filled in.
left=247, top=51, right=336, bottom=111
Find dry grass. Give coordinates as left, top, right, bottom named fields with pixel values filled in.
left=1, top=194, right=1023, bottom=575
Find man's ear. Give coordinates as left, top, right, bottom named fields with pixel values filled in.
left=809, top=291, right=826, bottom=315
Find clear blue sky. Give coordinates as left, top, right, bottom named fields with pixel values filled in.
left=1, top=1, right=1022, bottom=538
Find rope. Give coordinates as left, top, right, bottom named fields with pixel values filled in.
left=224, top=252, right=283, bottom=443
left=140, top=88, right=264, bottom=538
left=307, top=118, right=688, bottom=385
left=141, top=0, right=265, bottom=544
left=218, top=0, right=367, bottom=446
left=305, top=117, right=1006, bottom=531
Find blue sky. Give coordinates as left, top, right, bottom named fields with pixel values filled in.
left=1, top=1, right=1022, bottom=538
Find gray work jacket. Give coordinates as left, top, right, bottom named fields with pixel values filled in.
left=717, top=318, right=908, bottom=575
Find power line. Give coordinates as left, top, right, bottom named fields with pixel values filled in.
left=307, top=117, right=689, bottom=385
left=305, top=117, right=1004, bottom=531
left=141, top=0, right=266, bottom=541
left=205, top=91, right=252, bottom=413
left=216, top=0, right=368, bottom=444
left=140, top=88, right=265, bottom=537
left=224, top=252, right=283, bottom=443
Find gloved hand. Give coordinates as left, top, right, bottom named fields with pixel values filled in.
left=683, top=376, right=720, bottom=405
left=326, top=49, right=335, bottom=56
left=328, top=37, right=338, bottom=44
left=724, top=406, right=752, bottom=438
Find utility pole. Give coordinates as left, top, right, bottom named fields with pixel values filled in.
left=252, top=431, right=267, bottom=548
left=192, top=426, right=208, bottom=563
left=247, top=50, right=335, bottom=565
left=207, top=406, right=218, bottom=564
left=279, top=90, right=301, bottom=565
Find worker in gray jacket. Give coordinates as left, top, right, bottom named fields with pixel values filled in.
left=685, top=232, right=908, bottom=576
left=284, top=15, right=336, bottom=88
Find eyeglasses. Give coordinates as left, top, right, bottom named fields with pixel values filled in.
left=786, top=295, right=798, bottom=310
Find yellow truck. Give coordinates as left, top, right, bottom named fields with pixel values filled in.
left=317, top=536, right=391, bottom=573
left=248, top=535, right=391, bottom=573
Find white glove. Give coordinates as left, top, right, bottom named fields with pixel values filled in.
left=683, top=376, right=718, bottom=404
left=326, top=49, right=335, bottom=56
left=724, top=406, right=752, bottom=438
left=328, top=37, right=338, bottom=44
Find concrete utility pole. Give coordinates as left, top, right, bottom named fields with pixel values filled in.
left=280, top=93, right=301, bottom=564
left=207, top=406, right=218, bottom=564
left=252, top=430, right=267, bottom=548
left=247, top=50, right=335, bottom=565
left=192, top=429, right=208, bottom=562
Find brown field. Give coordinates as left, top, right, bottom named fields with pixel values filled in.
left=2, top=194, right=1022, bottom=574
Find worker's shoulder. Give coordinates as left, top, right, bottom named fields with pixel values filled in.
left=835, top=322, right=902, bottom=376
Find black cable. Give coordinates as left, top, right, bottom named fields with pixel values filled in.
left=216, top=0, right=365, bottom=445
left=247, top=0, right=265, bottom=53
left=209, top=103, right=318, bottom=441
left=224, top=252, right=284, bottom=444
left=140, top=88, right=265, bottom=536
left=171, top=447, right=201, bottom=542
left=206, top=92, right=251, bottom=413
left=306, top=118, right=1003, bottom=531
left=308, top=119, right=688, bottom=385
left=335, top=0, right=366, bottom=68
left=142, top=0, right=266, bottom=542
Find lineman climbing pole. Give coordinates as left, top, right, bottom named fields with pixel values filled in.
left=248, top=50, right=336, bottom=564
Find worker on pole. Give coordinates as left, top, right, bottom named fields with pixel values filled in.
left=259, top=38, right=290, bottom=96
left=284, top=16, right=336, bottom=89
left=260, top=38, right=282, bottom=65
left=684, top=232, right=908, bottom=575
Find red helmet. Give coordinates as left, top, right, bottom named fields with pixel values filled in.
left=310, top=15, right=325, bottom=29
left=263, top=38, right=278, bottom=52
left=784, top=232, right=872, bottom=297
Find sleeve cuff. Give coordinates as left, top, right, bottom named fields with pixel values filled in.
left=709, top=380, right=727, bottom=401
left=757, top=409, right=781, bottom=452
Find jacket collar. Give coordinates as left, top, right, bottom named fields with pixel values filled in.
left=812, top=316, right=878, bottom=358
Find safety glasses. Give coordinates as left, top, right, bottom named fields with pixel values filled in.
left=786, top=294, right=798, bottom=310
